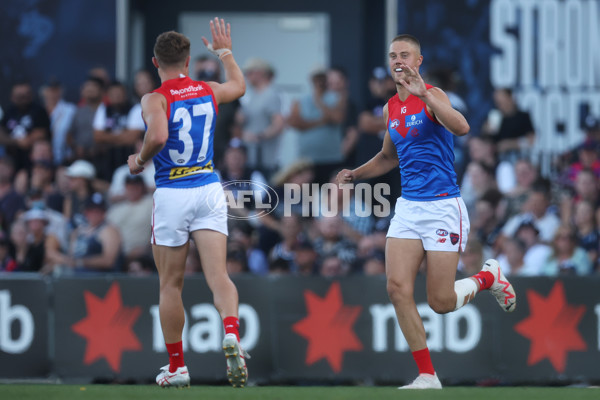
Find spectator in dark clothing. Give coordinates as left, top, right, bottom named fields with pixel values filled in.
left=67, top=76, right=105, bottom=161
left=0, top=81, right=50, bottom=171
left=483, top=88, right=535, bottom=162
left=0, top=156, right=26, bottom=229
left=93, top=81, right=145, bottom=180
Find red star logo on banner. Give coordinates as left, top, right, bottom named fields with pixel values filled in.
left=514, top=281, right=587, bottom=373
left=292, top=282, right=363, bottom=372
left=72, top=282, right=142, bottom=373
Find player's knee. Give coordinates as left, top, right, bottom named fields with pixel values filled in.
left=386, top=278, right=412, bottom=303
left=427, top=294, right=454, bottom=314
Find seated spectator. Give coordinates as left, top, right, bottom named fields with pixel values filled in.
left=228, top=221, right=267, bottom=276
left=472, top=189, right=504, bottom=256
left=216, top=138, right=268, bottom=220
left=46, top=193, right=123, bottom=274
left=63, top=160, right=96, bottom=229
left=560, top=168, right=600, bottom=225
left=106, top=175, right=153, bottom=264
left=268, top=257, right=291, bottom=276
left=0, top=81, right=50, bottom=172
left=362, top=249, right=385, bottom=276
left=108, top=138, right=155, bottom=203
left=93, top=81, right=145, bottom=180
left=573, top=200, right=599, bottom=269
left=319, top=255, right=347, bottom=278
left=500, top=180, right=560, bottom=244
left=313, top=215, right=356, bottom=270
left=497, top=237, right=527, bottom=276
left=458, top=235, right=485, bottom=277
left=317, top=171, right=374, bottom=241
left=564, top=139, right=600, bottom=184
left=269, top=213, right=305, bottom=272
left=0, top=156, right=26, bottom=229
left=514, top=218, right=552, bottom=276
left=226, top=244, right=248, bottom=275
left=9, top=220, right=28, bottom=270
left=543, top=225, right=592, bottom=276
left=503, top=159, right=538, bottom=219
left=0, top=231, right=17, bottom=272
left=293, top=239, right=318, bottom=276
left=460, top=161, right=497, bottom=215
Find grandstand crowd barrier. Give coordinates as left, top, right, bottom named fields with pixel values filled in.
left=1, top=274, right=598, bottom=384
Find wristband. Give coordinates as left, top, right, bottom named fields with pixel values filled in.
left=205, top=43, right=232, bottom=60
left=135, top=154, right=145, bottom=168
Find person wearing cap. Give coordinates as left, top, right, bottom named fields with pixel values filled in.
left=47, top=192, right=123, bottom=274
left=63, top=159, right=96, bottom=229
left=12, top=208, right=49, bottom=272
left=238, top=57, right=284, bottom=177
left=126, top=19, right=248, bottom=388
left=41, top=79, right=76, bottom=165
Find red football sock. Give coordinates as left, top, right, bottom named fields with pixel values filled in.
left=412, top=347, right=435, bottom=375
left=472, top=271, right=494, bottom=291
left=165, top=341, right=184, bottom=373
left=223, top=316, right=240, bottom=341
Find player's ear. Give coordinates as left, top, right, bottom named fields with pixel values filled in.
left=185, top=55, right=191, bottom=70
left=152, top=57, right=160, bottom=69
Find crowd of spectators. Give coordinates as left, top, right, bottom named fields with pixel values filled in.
left=0, top=59, right=599, bottom=279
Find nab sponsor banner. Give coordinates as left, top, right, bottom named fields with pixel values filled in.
left=53, top=276, right=272, bottom=381
left=1, top=275, right=599, bottom=383
left=0, top=276, right=49, bottom=378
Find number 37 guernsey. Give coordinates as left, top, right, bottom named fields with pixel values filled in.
left=151, top=76, right=219, bottom=188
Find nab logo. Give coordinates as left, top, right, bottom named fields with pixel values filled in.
left=401, top=106, right=407, bottom=114
left=390, top=119, right=400, bottom=129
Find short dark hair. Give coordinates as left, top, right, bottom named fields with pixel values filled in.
left=154, top=31, right=190, bottom=68
left=391, top=34, right=421, bottom=53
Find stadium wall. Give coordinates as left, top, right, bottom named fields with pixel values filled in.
left=0, top=275, right=598, bottom=384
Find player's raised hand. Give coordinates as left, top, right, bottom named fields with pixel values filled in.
left=398, top=63, right=427, bottom=98
left=336, top=168, right=355, bottom=184
left=202, top=17, right=232, bottom=55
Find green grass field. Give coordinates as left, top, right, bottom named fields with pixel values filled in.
left=0, top=385, right=599, bottom=400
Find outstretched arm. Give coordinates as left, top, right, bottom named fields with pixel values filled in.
left=202, top=17, right=246, bottom=105
left=396, top=62, right=470, bottom=136
left=127, top=92, right=168, bottom=174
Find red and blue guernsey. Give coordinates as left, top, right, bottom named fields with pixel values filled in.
left=387, top=84, right=460, bottom=201
left=151, top=75, right=219, bottom=188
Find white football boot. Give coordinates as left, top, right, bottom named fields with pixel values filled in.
left=222, top=333, right=250, bottom=388
left=482, top=259, right=517, bottom=312
left=399, top=373, right=442, bottom=389
left=155, top=365, right=190, bottom=388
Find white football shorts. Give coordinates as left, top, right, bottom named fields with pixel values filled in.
left=387, top=196, right=469, bottom=252
left=151, top=182, right=228, bottom=247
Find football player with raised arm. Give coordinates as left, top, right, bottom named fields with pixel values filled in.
left=128, top=18, right=248, bottom=388
left=337, top=34, right=516, bottom=389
